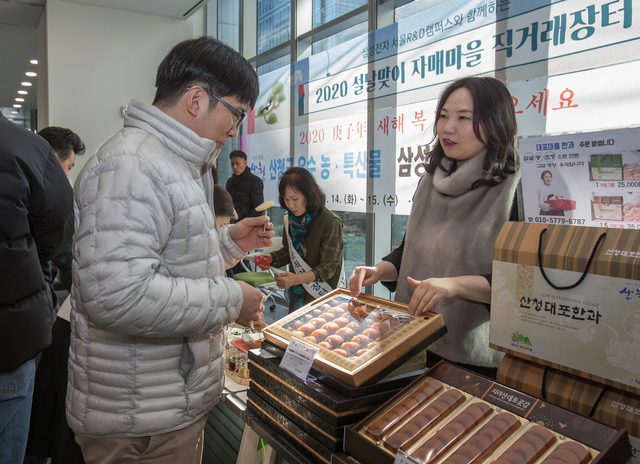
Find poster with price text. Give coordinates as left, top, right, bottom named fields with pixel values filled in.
left=520, top=127, right=640, bottom=229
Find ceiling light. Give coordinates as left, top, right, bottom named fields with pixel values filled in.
left=13, top=104, right=22, bottom=108
left=18, top=90, right=28, bottom=95
left=25, top=72, right=37, bottom=77
left=8, top=118, right=14, bottom=121
left=15, top=98, right=25, bottom=102
left=30, top=59, right=38, bottom=65
left=11, top=111, right=18, bottom=114
left=21, top=82, right=32, bottom=87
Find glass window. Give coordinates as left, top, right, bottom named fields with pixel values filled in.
left=395, top=0, right=451, bottom=22
left=313, top=0, right=367, bottom=28
left=218, top=0, right=240, bottom=51
left=312, top=21, right=368, bottom=54
left=339, top=211, right=366, bottom=282
left=257, top=0, right=291, bottom=54
left=257, top=55, right=291, bottom=76
left=391, top=214, right=409, bottom=249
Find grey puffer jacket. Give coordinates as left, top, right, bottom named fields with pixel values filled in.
left=66, top=99, right=245, bottom=438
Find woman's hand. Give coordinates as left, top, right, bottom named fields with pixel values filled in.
left=229, top=216, right=274, bottom=252
left=406, top=277, right=458, bottom=315
left=274, top=271, right=302, bottom=289
left=406, top=275, right=491, bottom=315
left=349, top=266, right=382, bottom=297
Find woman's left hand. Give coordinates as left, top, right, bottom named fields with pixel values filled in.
left=406, top=276, right=459, bottom=315
left=274, top=272, right=298, bottom=289
left=229, top=216, right=275, bottom=252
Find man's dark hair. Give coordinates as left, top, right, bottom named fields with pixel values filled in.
left=153, top=37, right=259, bottom=111
left=229, top=150, right=247, bottom=161
left=278, top=167, right=326, bottom=215
left=425, top=76, right=517, bottom=189
left=213, top=185, right=236, bottom=219
left=37, top=126, right=85, bottom=161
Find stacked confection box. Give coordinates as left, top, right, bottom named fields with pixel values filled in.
left=344, top=361, right=631, bottom=464
left=247, top=289, right=448, bottom=464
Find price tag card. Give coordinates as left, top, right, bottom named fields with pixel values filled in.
left=279, top=337, right=319, bottom=381
left=394, top=450, right=420, bottom=464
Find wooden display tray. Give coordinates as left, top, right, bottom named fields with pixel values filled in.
left=225, top=367, right=250, bottom=386
left=262, top=288, right=446, bottom=387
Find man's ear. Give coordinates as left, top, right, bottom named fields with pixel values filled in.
left=185, top=87, right=205, bottom=118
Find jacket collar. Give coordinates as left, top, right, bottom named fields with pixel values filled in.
left=124, top=99, right=218, bottom=179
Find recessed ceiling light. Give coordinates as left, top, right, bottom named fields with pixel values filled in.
left=13, top=104, right=22, bottom=108
left=18, top=90, right=28, bottom=95
left=25, top=72, right=37, bottom=77
left=21, top=82, right=32, bottom=87
left=8, top=118, right=14, bottom=121
left=30, top=59, right=38, bottom=65
left=11, top=111, right=18, bottom=114
left=15, top=98, right=25, bottom=102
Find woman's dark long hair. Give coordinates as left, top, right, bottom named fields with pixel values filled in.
left=278, top=167, right=326, bottom=215
left=425, top=76, right=517, bottom=189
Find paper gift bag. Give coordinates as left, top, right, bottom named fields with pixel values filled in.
left=592, top=195, right=624, bottom=221
left=591, top=154, right=623, bottom=180
left=490, top=221, right=640, bottom=394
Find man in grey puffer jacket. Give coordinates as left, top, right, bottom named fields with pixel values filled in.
left=67, top=37, right=273, bottom=464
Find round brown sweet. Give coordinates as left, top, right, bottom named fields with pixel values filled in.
left=322, top=322, right=339, bottom=334
left=291, top=330, right=305, bottom=338
left=333, top=348, right=348, bottom=357
left=372, top=321, right=391, bottom=334
left=335, top=327, right=356, bottom=340
left=467, top=435, right=492, bottom=451
left=522, top=433, right=547, bottom=451
left=318, top=342, right=332, bottom=350
left=482, top=426, right=506, bottom=442
left=400, top=423, right=420, bottom=436
left=305, top=336, right=318, bottom=344
left=558, top=442, right=590, bottom=461
left=457, top=443, right=481, bottom=460
left=362, top=328, right=381, bottom=340
left=312, top=309, right=322, bottom=317
left=355, top=349, right=368, bottom=357
left=334, top=317, right=350, bottom=328
left=367, top=341, right=378, bottom=349
left=445, top=454, right=469, bottom=464
left=384, top=432, right=408, bottom=452
left=466, top=403, right=492, bottom=420
left=549, top=448, right=579, bottom=462
left=412, top=441, right=441, bottom=461
left=388, top=317, right=400, bottom=328
left=436, top=427, right=457, bottom=443
left=351, top=334, right=370, bottom=348
left=454, top=413, right=476, bottom=429
left=294, top=320, right=303, bottom=329
left=346, top=322, right=361, bottom=331
left=446, top=421, right=466, bottom=436
left=304, top=314, right=312, bottom=321
left=299, top=323, right=316, bottom=335
left=319, top=312, right=335, bottom=321
left=309, top=317, right=327, bottom=329
left=509, top=442, right=536, bottom=460
left=440, top=390, right=464, bottom=406
left=496, top=452, right=526, bottom=464
left=528, top=425, right=555, bottom=443
left=398, top=397, right=419, bottom=410
left=310, top=329, right=328, bottom=342
left=324, top=335, right=344, bottom=349
left=340, top=342, right=360, bottom=356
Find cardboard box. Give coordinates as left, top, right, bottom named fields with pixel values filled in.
left=344, top=361, right=631, bottom=464
left=497, top=354, right=546, bottom=398
left=490, top=222, right=640, bottom=394
left=263, top=288, right=446, bottom=387
left=248, top=348, right=408, bottom=427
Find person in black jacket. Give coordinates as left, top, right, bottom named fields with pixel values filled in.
left=0, top=114, right=73, bottom=464
left=225, top=149, right=264, bottom=221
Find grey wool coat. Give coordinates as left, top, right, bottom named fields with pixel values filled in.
left=67, top=99, right=246, bottom=438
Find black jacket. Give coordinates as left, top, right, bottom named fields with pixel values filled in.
left=226, top=167, right=264, bottom=221
left=0, top=115, right=73, bottom=373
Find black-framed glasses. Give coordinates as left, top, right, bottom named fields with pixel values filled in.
left=185, top=86, right=247, bottom=128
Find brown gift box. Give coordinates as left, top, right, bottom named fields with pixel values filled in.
left=593, top=388, right=640, bottom=440
left=262, top=288, right=446, bottom=387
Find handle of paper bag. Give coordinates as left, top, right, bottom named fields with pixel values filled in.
left=537, top=229, right=607, bottom=290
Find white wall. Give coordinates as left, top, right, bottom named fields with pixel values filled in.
left=45, top=0, right=205, bottom=184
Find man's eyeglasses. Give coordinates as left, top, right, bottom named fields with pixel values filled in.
left=185, top=86, right=247, bottom=128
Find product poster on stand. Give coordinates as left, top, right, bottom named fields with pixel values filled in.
left=520, top=127, right=640, bottom=229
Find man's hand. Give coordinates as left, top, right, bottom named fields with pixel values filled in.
left=230, top=216, right=275, bottom=252
left=235, top=281, right=267, bottom=331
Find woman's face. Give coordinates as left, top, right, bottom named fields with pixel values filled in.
left=216, top=215, right=232, bottom=228
left=543, top=172, right=553, bottom=186
left=283, top=186, right=307, bottom=217
left=436, top=87, right=486, bottom=166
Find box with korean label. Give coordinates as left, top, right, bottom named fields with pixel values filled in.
left=490, top=221, right=640, bottom=394
left=344, top=361, right=631, bottom=464
left=262, top=288, right=446, bottom=387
